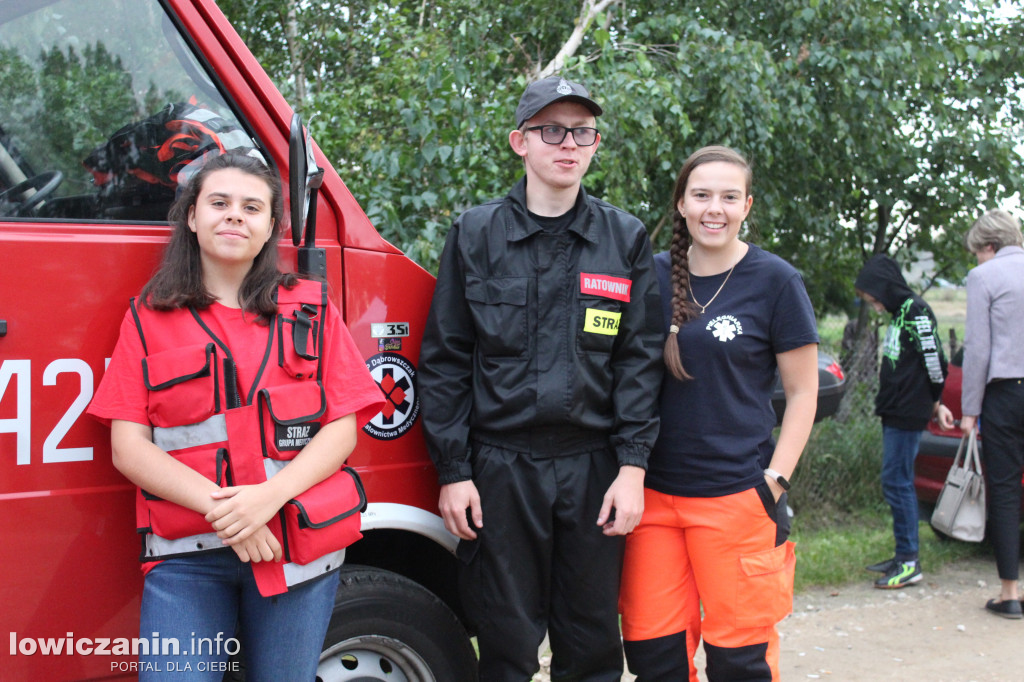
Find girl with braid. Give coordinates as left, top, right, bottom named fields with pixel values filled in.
left=619, top=146, right=820, bottom=681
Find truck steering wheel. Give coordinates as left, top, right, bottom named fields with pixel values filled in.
left=0, top=171, right=64, bottom=217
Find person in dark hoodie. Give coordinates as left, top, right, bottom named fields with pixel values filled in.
left=855, top=255, right=953, bottom=588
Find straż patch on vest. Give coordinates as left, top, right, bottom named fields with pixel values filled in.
left=274, top=421, right=321, bottom=451
left=364, top=353, right=420, bottom=441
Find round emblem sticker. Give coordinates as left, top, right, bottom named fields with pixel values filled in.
left=364, top=353, right=420, bottom=440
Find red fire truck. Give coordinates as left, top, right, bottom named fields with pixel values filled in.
left=0, top=1, right=476, bottom=679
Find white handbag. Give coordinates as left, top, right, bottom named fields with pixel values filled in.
left=931, top=427, right=986, bottom=542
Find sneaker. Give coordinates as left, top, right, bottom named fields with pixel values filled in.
left=866, top=557, right=897, bottom=573
left=874, top=561, right=922, bottom=589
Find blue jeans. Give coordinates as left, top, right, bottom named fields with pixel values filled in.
left=139, top=551, right=339, bottom=681
left=881, top=426, right=924, bottom=561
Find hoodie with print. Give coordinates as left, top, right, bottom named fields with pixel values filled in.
left=854, top=255, right=947, bottom=430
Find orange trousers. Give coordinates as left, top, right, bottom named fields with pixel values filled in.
left=620, top=486, right=795, bottom=682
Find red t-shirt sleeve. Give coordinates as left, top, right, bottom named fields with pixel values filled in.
left=87, top=307, right=151, bottom=428
left=320, top=300, right=385, bottom=428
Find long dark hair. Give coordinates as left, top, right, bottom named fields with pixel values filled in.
left=141, top=149, right=296, bottom=323
left=663, top=145, right=752, bottom=381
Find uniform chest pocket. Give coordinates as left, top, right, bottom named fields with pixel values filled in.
left=143, top=343, right=219, bottom=428
left=577, top=297, right=624, bottom=354
left=278, top=304, right=320, bottom=380
left=141, top=447, right=231, bottom=542
left=465, top=276, right=529, bottom=357
left=257, top=382, right=327, bottom=461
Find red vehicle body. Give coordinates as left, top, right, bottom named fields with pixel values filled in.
left=0, top=1, right=474, bottom=679
left=915, top=350, right=974, bottom=513
left=916, top=348, right=1024, bottom=532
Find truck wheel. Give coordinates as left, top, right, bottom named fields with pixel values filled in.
left=316, top=566, right=477, bottom=682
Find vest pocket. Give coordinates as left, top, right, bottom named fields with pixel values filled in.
left=141, top=445, right=227, bottom=540
left=278, top=306, right=320, bottom=380
left=465, top=276, right=529, bottom=357
left=280, top=466, right=366, bottom=564
left=143, top=343, right=218, bottom=427
left=257, top=382, right=327, bottom=461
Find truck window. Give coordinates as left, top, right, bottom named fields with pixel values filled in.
left=0, top=0, right=258, bottom=222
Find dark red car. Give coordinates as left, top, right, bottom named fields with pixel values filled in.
left=915, top=348, right=1024, bottom=532
left=915, top=348, right=974, bottom=519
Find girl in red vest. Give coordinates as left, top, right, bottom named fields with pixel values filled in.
left=89, top=150, right=384, bottom=680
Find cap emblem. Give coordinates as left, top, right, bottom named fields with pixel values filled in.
left=556, top=78, right=573, bottom=95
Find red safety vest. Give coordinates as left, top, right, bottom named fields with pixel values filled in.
left=130, top=280, right=364, bottom=596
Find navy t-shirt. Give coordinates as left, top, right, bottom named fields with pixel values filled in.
left=646, top=245, right=819, bottom=497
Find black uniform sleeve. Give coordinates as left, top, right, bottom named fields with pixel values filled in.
left=419, top=221, right=476, bottom=485
left=608, top=228, right=663, bottom=469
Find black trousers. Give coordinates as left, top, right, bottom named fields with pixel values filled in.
left=981, top=379, right=1024, bottom=580
left=457, top=434, right=625, bottom=682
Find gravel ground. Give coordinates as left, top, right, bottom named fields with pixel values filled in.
left=532, top=556, right=1023, bottom=681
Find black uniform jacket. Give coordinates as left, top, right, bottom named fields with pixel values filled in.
left=420, top=178, right=663, bottom=485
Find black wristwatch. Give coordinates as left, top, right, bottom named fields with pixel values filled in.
left=764, top=468, right=791, bottom=491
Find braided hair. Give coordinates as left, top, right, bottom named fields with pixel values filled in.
left=663, top=145, right=752, bottom=381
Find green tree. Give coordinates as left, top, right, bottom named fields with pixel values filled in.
left=219, top=0, right=1024, bottom=310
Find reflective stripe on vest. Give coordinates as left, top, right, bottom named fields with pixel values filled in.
left=264, top=457, right=287, bottom=479
left=153, top=414, right=228, bottom=452
left=143, top=533, right=343, bottom=588
left=143, top=532, right=223, bottom=559
left=283, top=549, right=345, bottom=587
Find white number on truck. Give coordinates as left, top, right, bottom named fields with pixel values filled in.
left=1, top=359, right=96, bottom=465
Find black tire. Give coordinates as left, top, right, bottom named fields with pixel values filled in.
left=316, top=566, right=478, bottom=682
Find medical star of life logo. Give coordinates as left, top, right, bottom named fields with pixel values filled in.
left=364, top=353, right=420, bottom=441
left=705, top=314, right=743, bottom=343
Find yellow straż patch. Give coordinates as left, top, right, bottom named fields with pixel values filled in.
left=584, top=308, right=621, bottom=335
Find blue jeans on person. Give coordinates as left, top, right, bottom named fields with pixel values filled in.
left=881, top=425, right=924, bottom=562
left=139, top=551, right=339, bottom=681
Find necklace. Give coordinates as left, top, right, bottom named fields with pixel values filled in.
left=688, top=263, right=736, bottom=314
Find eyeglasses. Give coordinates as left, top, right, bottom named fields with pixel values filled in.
left=525, top=125, right=599, bottom=146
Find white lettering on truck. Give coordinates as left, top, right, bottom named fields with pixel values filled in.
left=1, top=358, right=103, bottom=464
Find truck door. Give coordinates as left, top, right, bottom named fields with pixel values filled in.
left=0, top=1, right=263, bottom=678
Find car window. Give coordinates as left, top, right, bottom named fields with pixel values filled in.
left=0, top=0, right=260, bottom=222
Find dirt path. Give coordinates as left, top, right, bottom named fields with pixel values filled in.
left=533, top=557, right=1022, bottom=681
left=779, top=556, right=1022, bottom=681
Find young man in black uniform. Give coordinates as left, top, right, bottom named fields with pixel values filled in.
left=419, top=76, right=663, bottom=681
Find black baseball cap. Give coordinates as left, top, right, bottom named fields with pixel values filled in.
left=515, top=76, right=603, bottom=129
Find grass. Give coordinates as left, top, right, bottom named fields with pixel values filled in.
left=792, top=509, right=990, bottom=591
